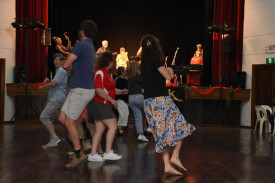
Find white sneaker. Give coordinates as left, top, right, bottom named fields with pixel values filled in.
left=42, top=136, right=61, bottom=148
left=146, top=127, right=152, bottom=133
left=138, top=134, right=149, bottom=142
left=103, top=150, right=122, bottom=160
left=88, top=153, right=105, bottom=162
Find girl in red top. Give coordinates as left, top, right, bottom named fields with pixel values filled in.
left=87, top=52, right=127, bottom=162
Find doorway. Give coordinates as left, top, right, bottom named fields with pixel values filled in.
left=0, top=58, right=5, bottom=122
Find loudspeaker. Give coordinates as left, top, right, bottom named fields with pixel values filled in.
left=41, top=28, right=51, bottom=46
left=14, top=66, right=26, bottom=83
left=233, top=71, right=246, bottom=88
left=222, top=34, right=234, bottom=53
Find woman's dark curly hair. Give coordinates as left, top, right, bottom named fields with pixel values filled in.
left=140, top=35, right=165, bottom=68
left=94, top=52, right=113, bottom=69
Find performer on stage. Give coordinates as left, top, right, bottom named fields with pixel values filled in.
left=58, top=20, right=98, bottom=169
left=96, top=40, right=117, bottom=56
left=53, top=35, right=72, bottom=57
left=96, top=40, right=110, bottom=56
left=140, top=35, right=196, bottom=175
left=38, top=53, right=68, bottom=148
left=196, top=44, right=203, bottom=58
left=116, top=47, right=129, bottom=69
left=187, top=48, right=203, bottom=86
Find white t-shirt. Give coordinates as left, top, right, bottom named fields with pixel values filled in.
left=116, top=52, right=129, bottom=68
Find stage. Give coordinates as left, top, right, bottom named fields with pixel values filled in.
left=6, top=83, right=250, bottom=126
left=0, top=123, right=274, bottom=183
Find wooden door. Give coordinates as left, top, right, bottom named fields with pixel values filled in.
left=0, top=58, right=5, bottom=122
left=251, top=64, right=275, bottom=127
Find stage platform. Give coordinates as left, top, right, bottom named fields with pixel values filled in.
left=6, top=83, right=250, bottom=100
left=6, top=83, right=250, bottom=126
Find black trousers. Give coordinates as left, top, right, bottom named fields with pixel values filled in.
left=268, top=114, right=274, bottom=133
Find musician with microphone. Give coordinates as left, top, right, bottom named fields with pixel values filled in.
left=96, top=40, right=117, bottom=56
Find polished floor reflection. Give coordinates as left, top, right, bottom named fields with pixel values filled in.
left=0, top=123, right=275, bottom=183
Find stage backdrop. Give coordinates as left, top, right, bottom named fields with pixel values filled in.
left=211, top=0, right=245, bottom=86
left=16, top=0, right=48, bottom=82
left=48, top=0, right=214, bottom=86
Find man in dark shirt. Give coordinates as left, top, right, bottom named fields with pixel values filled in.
left=96, top=40, right=117, bottom=57
left=58, top=20, right=98, bottom=169
left=96, top=40, right=110, bottom=56
left=115, top=66, right=129, bottom=135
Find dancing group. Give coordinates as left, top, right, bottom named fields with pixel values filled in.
left=39, top=19, right=195, bottom=175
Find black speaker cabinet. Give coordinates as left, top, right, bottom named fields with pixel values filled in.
left=233, top=71, right=246, bottom=88
left=41, top=28, right=51, bottom=46
left=14, top=66, right=26, bottom=83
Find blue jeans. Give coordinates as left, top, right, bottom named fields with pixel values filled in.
left=129, top=94, right=144, bottom=134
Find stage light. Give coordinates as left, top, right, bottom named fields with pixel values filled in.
left=26, top=22, right=37, bottom=30
left=11, top=18, right=45, bottom=30
left=11, top=22, right=23, bottom=30
left=208, top=23, right=223, bottom=33
left=224, top=27, right=236, bottom=34
left=213, top=26, right=223, bottom=33
left=208, top=25, right=214, bottom=32
left=34, top=21, right=45, bottom=29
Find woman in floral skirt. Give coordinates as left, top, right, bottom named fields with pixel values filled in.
left=140, top=35, right=196, bottom=175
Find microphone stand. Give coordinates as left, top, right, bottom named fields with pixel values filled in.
left=204, top=22, right=234, bottom=126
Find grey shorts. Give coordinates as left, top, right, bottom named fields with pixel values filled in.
left=40, top=100, right=64, bottom=126
left=61, top=88, right=95, bottom=120
left=88, top=100, right=116, bottom=122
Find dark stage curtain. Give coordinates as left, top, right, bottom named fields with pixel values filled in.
left=48, top=0, right=214, bottom=86
left=202, top=0, right=214, bottom=86
left=211, top=0, right=245, bottom=86
left=16, top=0, right=48, bottom=82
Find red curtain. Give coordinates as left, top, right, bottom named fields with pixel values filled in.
left=211, top=0, right=245, bottom=86
left=16, top=0, right=48, bottom=82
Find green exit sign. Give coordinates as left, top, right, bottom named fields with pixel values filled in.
left=266, top=58, right=275, bottom=63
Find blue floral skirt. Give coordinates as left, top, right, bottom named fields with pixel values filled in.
left=144, top=96, right=196, bottom=153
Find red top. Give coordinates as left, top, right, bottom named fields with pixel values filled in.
left=93, top=67, right=116, bottom=107
left=190, top=57, right=203, bottom=65
left=190, top=57, right=203, bottom=72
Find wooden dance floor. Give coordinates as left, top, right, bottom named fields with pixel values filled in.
left=0, top=123, right=275, bottom=183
